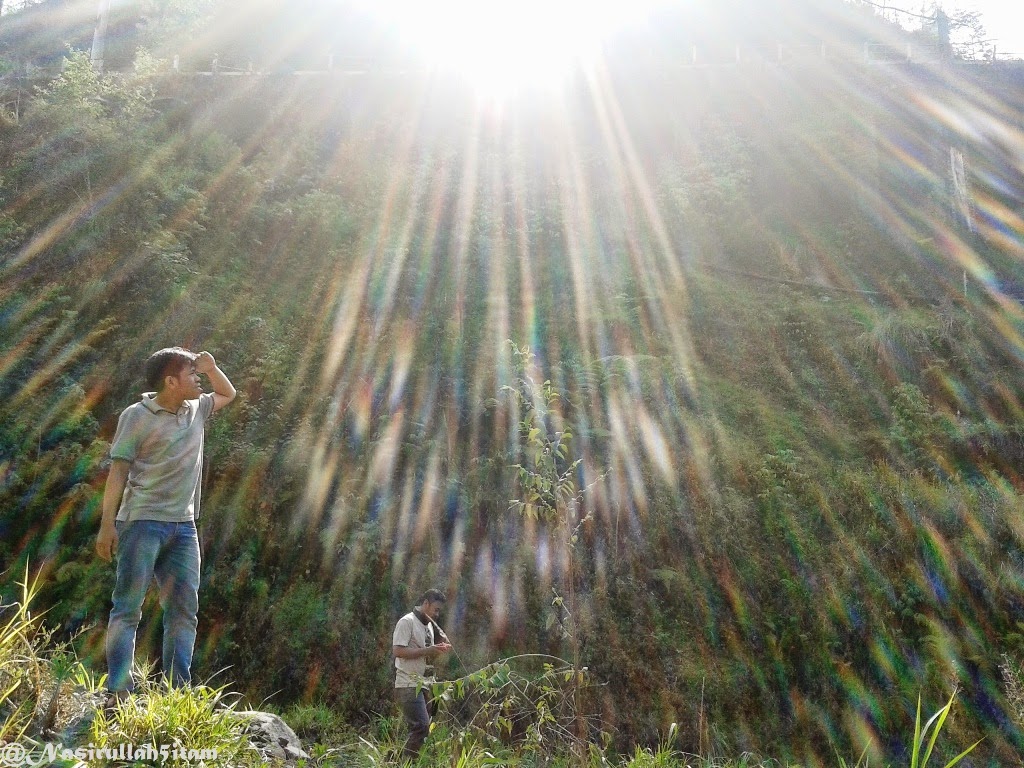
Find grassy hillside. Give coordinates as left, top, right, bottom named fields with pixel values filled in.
left=2, top=45, right=1024, bottom=764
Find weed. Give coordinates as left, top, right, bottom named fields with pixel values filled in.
left=837, top=690, right=982, bottom=768
left=1000, top=654, right=1024, bottom=728
left=1, top=567, right=50, bottom=743
left=909, top=691, right=981, bottom=768
left=88, top=678, right=260, bottom=766
left=280, top=700, right=355, bottom=745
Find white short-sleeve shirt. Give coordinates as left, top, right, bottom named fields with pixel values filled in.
left=393, top=611, right=435, bottom=688
left=109, top=392, right=215, bottom=523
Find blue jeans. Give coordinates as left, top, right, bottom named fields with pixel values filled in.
left=106, top=520, right=201, bottom=692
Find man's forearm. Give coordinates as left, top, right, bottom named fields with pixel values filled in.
left=102, top=462, right=129, bottom=527
left=394, top=646, right=431, bottom=660
left=207, top=365, right=236, bottom=399
left=194, top=352, right=236, bottom=409
left=97, top=460, right=129, bottom=560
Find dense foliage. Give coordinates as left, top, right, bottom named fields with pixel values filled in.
left=2, top=14, right=1024, bottom=765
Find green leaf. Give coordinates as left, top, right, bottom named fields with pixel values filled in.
left=940, top=739, right=983, bottom=768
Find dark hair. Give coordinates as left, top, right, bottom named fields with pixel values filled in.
left=144, top=347, right=196, bottom=391
left=419, top=589, right=446, bottom=605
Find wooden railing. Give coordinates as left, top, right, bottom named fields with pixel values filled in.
left=1, top=44, right=1021, bottom=81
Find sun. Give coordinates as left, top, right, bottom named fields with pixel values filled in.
left=362, top=0, right=671, bottom=97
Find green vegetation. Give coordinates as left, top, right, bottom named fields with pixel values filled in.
left=0, top=584, right=992, bottom=767
left=0, top=570, right=49, bottom=744
left=2, top=2, right=1024, bottom=765
left=89, top=680, right=258, bottom=766
left=908, top=692, right=980, bottom=768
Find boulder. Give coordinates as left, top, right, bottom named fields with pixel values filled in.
left=237, top=710, right=310, bottom=762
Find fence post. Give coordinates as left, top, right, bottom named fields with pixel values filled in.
left=90, top=0, right=111, bottom=71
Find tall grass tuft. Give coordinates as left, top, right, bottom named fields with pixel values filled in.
left=909, top=691, right=981, bottom=768
left=278, top=700, right=356, bottom=745
left=1000, top=654, right=1024, bottom=730
left=0, top=567, right=48, bottom=743
left=1, top=565, right=105, bottom=747
left=836, top=746, right=870, bottom=768
left=835, top=691, right=981, bottom=768
left=89, top=679, right=260, bottom=766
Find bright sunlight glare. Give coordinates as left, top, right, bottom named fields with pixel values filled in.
left=360, top=0, right=674, bottom=96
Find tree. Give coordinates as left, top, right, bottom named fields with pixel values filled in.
left=502, top=342, right=600, bottom=748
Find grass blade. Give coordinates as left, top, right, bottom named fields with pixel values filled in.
left=911, top=695, right=923, bottom=768
left=941, top=738, right=983, bottom=768
left=920, top=693, right=954, bottom=767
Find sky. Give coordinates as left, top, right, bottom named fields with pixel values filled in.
left=951, top=1, right=1024, bottom=57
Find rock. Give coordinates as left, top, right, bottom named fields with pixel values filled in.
left=237, top=710, right=310, bottom=762
left=54, top=689, right=104, bottom=744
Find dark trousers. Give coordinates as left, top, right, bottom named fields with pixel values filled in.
left=395, top=687, right=430, bottom=759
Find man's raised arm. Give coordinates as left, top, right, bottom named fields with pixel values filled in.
left=194, top=351, right=236, bottom=412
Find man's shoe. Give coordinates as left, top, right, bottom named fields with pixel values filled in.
left=101, top=690, right=130, bottom=712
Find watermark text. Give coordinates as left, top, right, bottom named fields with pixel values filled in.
left=1, top=741, right=219, bottom=765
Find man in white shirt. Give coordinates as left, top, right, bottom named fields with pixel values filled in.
left=392, top=589, right=452, bottom=759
